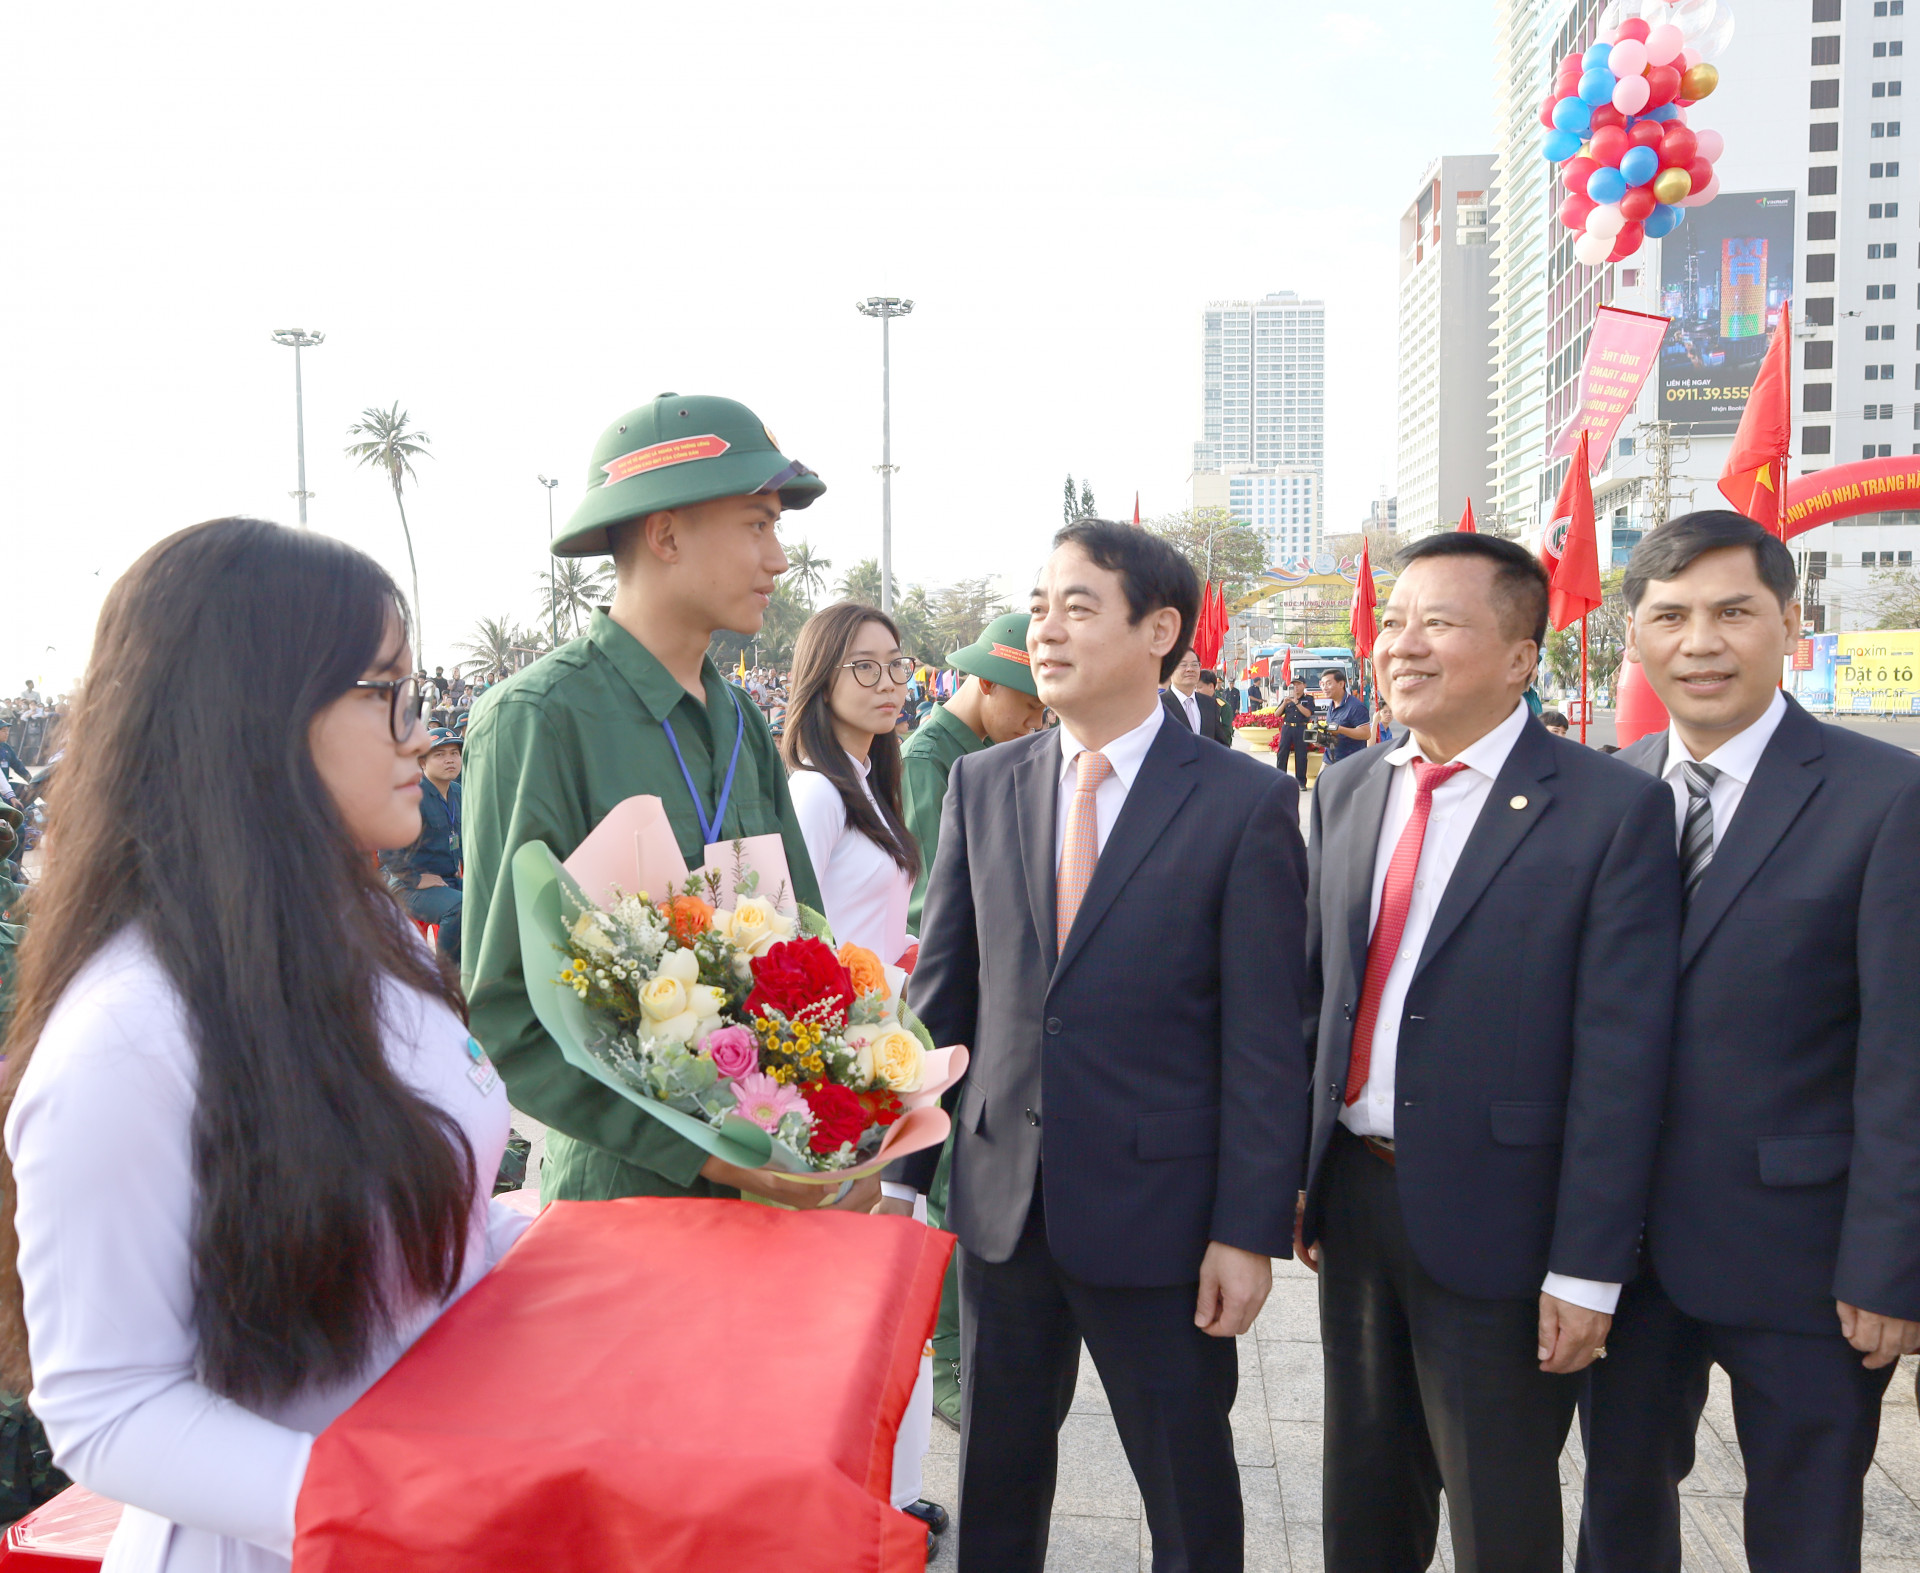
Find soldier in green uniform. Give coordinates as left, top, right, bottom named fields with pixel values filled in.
left=462, top=394, right=838, bottom=1210
left=895, top=612, right=1044, bottom=1424
left=900, top=612, right=1046, bottom=934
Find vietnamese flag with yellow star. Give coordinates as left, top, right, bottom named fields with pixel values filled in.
left=1718, top=299, right=1793, bottom=537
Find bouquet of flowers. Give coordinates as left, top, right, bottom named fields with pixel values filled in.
left=511, top=797, right=964, bottom=1187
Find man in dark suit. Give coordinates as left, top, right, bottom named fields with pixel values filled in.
left=901, top=518, right=1308, bottom=1572
left=1297, top=532, right=1680, bottom=1573
left=1160, top=647, right=1231, bottom=743
left=1579, top=511, right=1920, bottom=1572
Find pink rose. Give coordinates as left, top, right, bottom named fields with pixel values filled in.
left=705, top=1025, right=759, bottom=1081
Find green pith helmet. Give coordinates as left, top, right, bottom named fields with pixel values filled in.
left=552, top=393, right=825, bottom=558
left=946, top=612, right=1039, bottom=698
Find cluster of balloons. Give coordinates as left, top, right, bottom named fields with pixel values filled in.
left=1539, top=0, right=1735, bottom=266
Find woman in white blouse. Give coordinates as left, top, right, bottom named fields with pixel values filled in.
left=780, top=602, right=920, bottom=965
left=777, top=601, right=945, bottom=1546
left=0, top=518, right=530, bottom=1573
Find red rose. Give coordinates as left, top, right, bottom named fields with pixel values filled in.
left=857, top=1088, right=904, bottom=1129
left=745, top=937, right=855, bottom=1026
left=803, top=1080, right=869, bottom=1154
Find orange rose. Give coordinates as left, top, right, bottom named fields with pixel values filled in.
left=837, top=942, right=888, bottom=1001
left=663, top=894, right=715, bottom=948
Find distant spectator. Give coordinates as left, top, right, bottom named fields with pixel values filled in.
left=380, top=728, right=464, bottom=961
left=1541, top=709, right=1570, bottom=737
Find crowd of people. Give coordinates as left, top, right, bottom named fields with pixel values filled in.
left=0, top=388, right=1913, bottom=1573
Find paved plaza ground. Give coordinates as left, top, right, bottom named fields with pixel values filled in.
left=917, top=1255, right=1920, bottom=1572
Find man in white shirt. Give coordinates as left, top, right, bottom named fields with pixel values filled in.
left=1160, top=647, right=1214, bottom=739
left=1582, top=511, right=1920, bottom=1572
left=1298, top=532, right=1680, bottom=1573
left=899, top=518, right=1308, bottom=1572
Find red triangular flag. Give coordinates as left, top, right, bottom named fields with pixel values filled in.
left=1719, top=299, right=1793, bottom=536
left=1457, top=498, right=1477, bottom=533
left=1133, top=492, right=1141, bottom=528
left=1279, top=646, right=1292, bottom=687
left=1547, top=431, right=1603, bottom=631
left=1349, top=541, right=1378, bottom=658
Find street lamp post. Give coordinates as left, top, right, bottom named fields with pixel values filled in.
left=538, top=476, right=560, bottom=646
left=855, top=297, right=913, bottom=616
left=270, top=329, right=325, bottom=525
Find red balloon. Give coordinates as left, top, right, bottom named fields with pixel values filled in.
left=1561, top=51, right=1585, bottom=73
left=1628, top=119, right=1666, bottom=150
left=1589, top=126, right=1630, bottom=167
left=1561, top=193, right=1599, bottom=230
left=1659, top=124, right=1699, bottom=167
left=1616, top=17, right=1651, bottom=41
left=1590, top=103, right=1626, bottom=131
left=1620, top=186, right=1658, bottom=221
left=1541, top=95, right=1560, bottom=128
left=1565, top=155, right=1601, bottom=195
left=1645, top=64, right=1682, bottom=106
left=1608, top=220, right=1646, bottom=262
left=1686, top=156, right=1715, bottom=191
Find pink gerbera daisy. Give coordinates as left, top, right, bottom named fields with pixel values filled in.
left=731, top=1072, right=808, bottom=1133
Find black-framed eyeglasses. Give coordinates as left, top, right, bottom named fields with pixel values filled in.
left=842, top=657, right=916, bottom=688
left=353, top=676, right=423, bottom=742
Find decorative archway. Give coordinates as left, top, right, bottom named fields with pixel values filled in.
left=1783, top=455, right=1920, bottom=539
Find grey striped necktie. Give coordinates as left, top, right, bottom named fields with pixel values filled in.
left=1680, top=760, right=1722, bottom=901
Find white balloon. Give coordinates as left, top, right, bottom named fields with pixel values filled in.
left=1670, top=0, right=1717, bottom=41
left=1638, top=0, right=1673, bottom=23
left=1588, top=203, right=1629, bottom=237
left=1696, top=4, right=1735, bottom=57
left=1598, top=0, right=1632, bottom=32
left=1575, top=231, right=1614, bottom=266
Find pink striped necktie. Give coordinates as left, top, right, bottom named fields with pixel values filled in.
left=1056, top=750, right=1113, bottom=954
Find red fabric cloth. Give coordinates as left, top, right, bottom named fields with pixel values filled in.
left=1720, top=299, right=1792, bottom=535
left=294, top=1199, right=953, bottom=1573
left=1349, top=543, right=1377, bottom=659
left=0, top=1486, right=120, bottom=1571
left=1457, top=498, right=1477, bottom=533
left=1547, top=431, right=1602, bottom=631
left=1344, top=760, right=1467, bottom=1105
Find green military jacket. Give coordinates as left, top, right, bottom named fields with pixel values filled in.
left=900, top=701, right=987, bottom=936
left=462, top=610, right=822, bottom=1201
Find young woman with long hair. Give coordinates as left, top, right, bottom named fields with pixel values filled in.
left=0, top=518, right=529, bottom=1573
left=778, top=600, right=945, bottom=1543
left=780, top=601, right=921, bottom=966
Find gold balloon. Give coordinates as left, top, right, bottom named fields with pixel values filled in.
left=1653, top=167, right=1694, bottom=204
left=1680, top=62, right=1719, bottom=101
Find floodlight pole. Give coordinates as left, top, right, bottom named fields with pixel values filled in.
left=856, top=297, right=914, bottom=616
left=539, top=476, right=560, bottom=645
left=271, top=329, right=325, bottom=524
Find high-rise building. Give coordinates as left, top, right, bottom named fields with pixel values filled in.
left=1396, top=155, right=1499, bottom=538
left=1193, top=292, right=1326, bottom=528
left=1190, top=466, right=1322, bottom=566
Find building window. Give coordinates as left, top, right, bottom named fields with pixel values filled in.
left=1811, top=210, right=1839, bottom=239
left=1811, top=252, right=1839, bottom=278
left=1806, top=381, right=1835, bottom=409
left=1816, top=33, right=1843, bottom=62
left=1870, top=323, right=1885, bottom=338
left=1808, top=339, right=1837, bottom=368
left=1868, top=283, right=1899, bottom=298
left=1816, top=0, right=1841, bottom=16
left=1807, top=296, right=1838, bottom=324
left=1868, top=403, right=1881, bottom=417
left=1814, top=77, right=1842, bottom=107
left=1874, top=122, right=1889, bottom=136
left=1866, top=444, right=1895, bottom=457
left=1875, top=80, right=1904, bottom=95
left=1812, top=165, right=1840, bottom=193
left=1896, top=122, right=1906, bottom=135
left=1904, top=551, right=1916, bottom=563
left=1814, top=121, right=1842, bottom=149
left=1806, top=425, right=1835, bottom=453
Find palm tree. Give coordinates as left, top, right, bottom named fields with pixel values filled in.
left=838, top=557, right=898, bottom=608
left=345, top=404, right=433, bottom=662
left=539, top=558, right=615, bottom=639
left=785, top=539, right=832, bottom=609
left=459, top=616, right=520, bottom=678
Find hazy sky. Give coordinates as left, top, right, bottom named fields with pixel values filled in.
left=2, top=0, right=1495, bottom=689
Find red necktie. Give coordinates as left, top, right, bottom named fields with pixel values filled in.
left=1344, top=758, right=1468, bottom=1106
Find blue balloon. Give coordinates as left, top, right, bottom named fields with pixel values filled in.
left=1583, top=41, right=1613, bottom=69
left=1588, top=165, right=1628, bottom=204
left=1580, top=67, right=1617, bottom=105
left=1646, top=102, right=1679, bottom=121
left=1620, top=145, right=1659, bottom=187
left=1643, top=203, right=1682, bottom=238
left=1542, top=128, right=1584, bottom=162
left=1553, top=95, right=1593, bottom=133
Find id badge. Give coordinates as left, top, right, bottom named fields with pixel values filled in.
left=465, top=1035, right=499, bottom=1095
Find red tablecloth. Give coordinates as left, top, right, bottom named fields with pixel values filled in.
left=294, top=1198, right=952, bottom=1573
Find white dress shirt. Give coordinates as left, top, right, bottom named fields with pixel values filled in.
left=6, top=926, right=532, bottom=1573
left=789, top=754, right=913, bottom=965
left=1054, top=702, right=1166, bottom=862
left=1659, top=688, right=1787, bottom=851
left=1337, top=700, right=1619, bottom=1315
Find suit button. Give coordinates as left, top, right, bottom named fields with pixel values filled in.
left=1025, top=1108, right=1041, bottom=1126
left=1045, top=1017, right=1062, bottom=1035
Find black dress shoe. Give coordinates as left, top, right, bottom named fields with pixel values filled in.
left=927, top=1527, right=939, bottom=1560
left=901, top=1499, right=950, bottom=1536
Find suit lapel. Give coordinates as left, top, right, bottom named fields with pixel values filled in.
left=1680, top=700, right=1826, bottom=968
left=1052, top=719, right=1198, bottom=983
left=1412, top=722, right=1558, bottom=981
left=1340, top=749, right=1397, bottom=981
left=1013, top=736, right=1061, bottom=960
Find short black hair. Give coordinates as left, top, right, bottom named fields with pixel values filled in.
left=1622, top=510, right=1799, bottom=610
left=1051, top=518, right=1201, bottom=681
left=1540, top=709, right=1569, bottom=729
left=1396, top=532, right=1550, bottom=648
left=1322, top=669, right=1346, bottom=686
left=1199, top=669, right=1217, bottom=684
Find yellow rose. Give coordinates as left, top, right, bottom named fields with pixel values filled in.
left=639, top=974, right=688, bottom=1023
left=570, top=912, right=615, bottom=955
left=718, top=896, right=796, bottom=957
left=865, top=1026, right=925, bottom=1094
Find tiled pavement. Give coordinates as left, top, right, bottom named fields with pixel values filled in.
left=919, top=1256, right=1920, bottom=1572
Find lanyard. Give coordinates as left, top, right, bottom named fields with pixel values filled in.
left=660, top=684, right=746, bottom=846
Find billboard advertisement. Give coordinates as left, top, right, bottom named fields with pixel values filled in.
left=1787, top=630, right=1920, bottom=713
left=1658, top=189, right=1796, bottom=434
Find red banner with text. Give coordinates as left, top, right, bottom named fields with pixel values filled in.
left=1549, top=306, right=1672, bottom=471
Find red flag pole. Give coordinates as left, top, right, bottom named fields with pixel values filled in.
left=1580, top=615, right=1590, bottom=746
